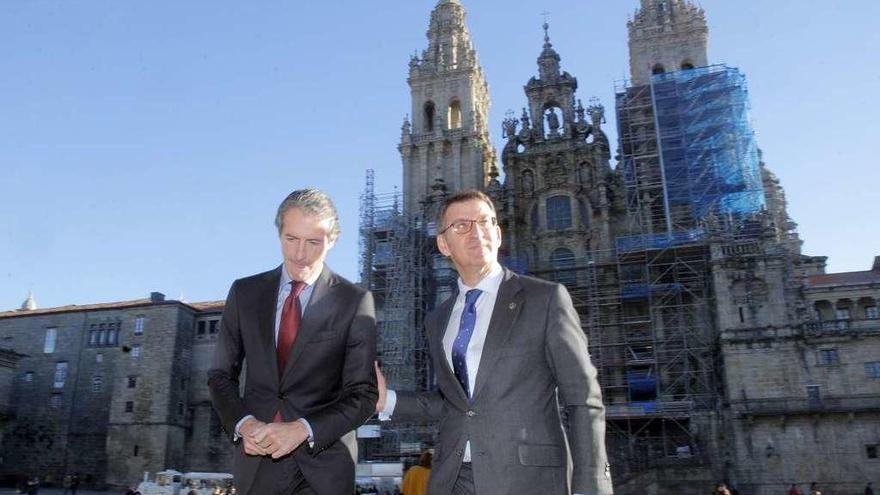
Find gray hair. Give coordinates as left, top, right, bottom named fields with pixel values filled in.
left=275, top=188, right=341, bottom=241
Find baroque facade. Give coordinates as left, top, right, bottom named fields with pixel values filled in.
left=385, top=1, right=880, bottom=494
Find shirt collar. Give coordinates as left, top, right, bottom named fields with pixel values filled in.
left=280, top=263, right=322, bottom=289
left=456, top=262, right=504, bottom=296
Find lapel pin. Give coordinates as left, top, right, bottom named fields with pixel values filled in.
left=508, top=302, right=516, bottom=310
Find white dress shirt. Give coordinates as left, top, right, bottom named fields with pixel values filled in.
left=382, top=262, right=504, bottom=462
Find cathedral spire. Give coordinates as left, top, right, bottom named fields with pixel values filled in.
left=537, top=22, right=562, bottom=81
left=414, top=0, right=476, bottom=74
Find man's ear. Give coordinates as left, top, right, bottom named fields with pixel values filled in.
left=436, top=233, right=451, bottom=257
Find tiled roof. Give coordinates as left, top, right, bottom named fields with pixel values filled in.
left=0, top=298, right=224, bottom=319
left=189, top=301, right=225, bottom=311
left=806, top=269, right=880, bottom=287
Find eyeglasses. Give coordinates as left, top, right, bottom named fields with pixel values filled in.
left=439, top=216, right=498, bottom=235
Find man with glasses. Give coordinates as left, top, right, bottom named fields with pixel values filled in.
left=376, top=190, right=612, bottom=495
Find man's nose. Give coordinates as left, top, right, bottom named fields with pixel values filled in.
left=293, top=241, right=308, bottom=259
left=471, top=221, right=489, bottom=240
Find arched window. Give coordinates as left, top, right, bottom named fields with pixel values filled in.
left=546, top=195, right=572, bottom=230
left=681, top=61, right=695, bottom=70
left=424, top=101, right=436, bottom=132
left=448, top=100, right=462, bottom=129
left=652, top=64, right=666, bottom=75
left=550, top=248, right=577, bottom=286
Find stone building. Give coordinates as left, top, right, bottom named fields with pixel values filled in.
left=721, top=258, right=880, bottom=494
left=0, top=293, right=230, bottom=488
left=0, top=348, right=26, bottom=466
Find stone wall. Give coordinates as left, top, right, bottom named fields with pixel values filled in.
left=0, top=300, right=232, bottom=488
left=722, top=320, right=880, bottom=494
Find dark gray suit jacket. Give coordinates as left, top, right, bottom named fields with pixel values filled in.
left=208, top=265, right=377, bottom=495
left=394, top=269, right=612, bottom=495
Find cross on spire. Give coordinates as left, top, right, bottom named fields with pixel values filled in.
left=540, top=11, right=552, bottom=46
left=540, top=10, right=551, bottom=24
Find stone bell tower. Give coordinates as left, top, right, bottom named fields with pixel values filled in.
left=628, top=0, right=709, bottom=85
left=400, top=0, right=497, bottom=219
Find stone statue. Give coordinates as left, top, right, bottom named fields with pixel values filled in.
left=522, top=170, right=535, bottom=194
left=546, top=109, right=560, bottom=134
left=503, top=112, right=518, bottom=139
left=520, top=108, right=531, bottom=130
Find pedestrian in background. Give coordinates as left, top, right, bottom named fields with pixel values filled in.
left=401, top=450, right=432, bottom=495
left=713, top=482, right=731, bottom=495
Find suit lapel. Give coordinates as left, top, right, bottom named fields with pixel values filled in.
left=258, top=266, right=283, bottom=384
left=281, top=265, right=335, bottom=383
left=471, top=269, right=524, bottom=401
left=431, top=290, right=471, bottom=407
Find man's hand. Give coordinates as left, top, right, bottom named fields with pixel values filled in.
left=250, top=421, right=310, bottom=459
left=375, top=361, right=387, bottom=413
left=239, top=417, right=268, bottom=456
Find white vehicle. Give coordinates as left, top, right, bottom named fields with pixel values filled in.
left=137, top=470, right=234, bottom=495
left=136, top=470, right=183, bottom=495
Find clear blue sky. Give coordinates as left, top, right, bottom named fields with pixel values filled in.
left=2, top=0, right=878, bottom=310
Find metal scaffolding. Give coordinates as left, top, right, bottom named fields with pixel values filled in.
left=533, top=65, right=767, bottom=479
left=617, top=64, right=765, bottom=240
left=530, top=235, right=715, bottom=478
left=358, top=170, right=437, bottom=460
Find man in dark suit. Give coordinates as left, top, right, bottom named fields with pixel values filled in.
left=209, top=188, right=377, bottom=495
left=376, top=190, right=612, bottom=495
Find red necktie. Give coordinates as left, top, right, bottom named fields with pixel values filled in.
left=277, top=280, right=306, bottom=375
left=274, top=280, right=305, bottom=423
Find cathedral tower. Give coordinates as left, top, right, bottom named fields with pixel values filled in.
left=628, top=0, right=708, bottom=85
left=400, top=0, right=496, bottom=218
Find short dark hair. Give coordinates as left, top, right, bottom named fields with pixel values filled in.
left=418, top=450, right=433, bottom=468
left=437, top=189, right=497, bottom=229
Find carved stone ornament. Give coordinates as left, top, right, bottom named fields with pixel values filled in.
left=546, top=159, right=568, bottom=187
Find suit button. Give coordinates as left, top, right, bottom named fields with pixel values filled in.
left=466, top=410, right=476, bottom=417
left=278, top=393, right=286, bottom=400
left=455, top=449, right=463, bottom=457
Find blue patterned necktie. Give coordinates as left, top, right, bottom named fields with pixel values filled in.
left=452, top=289, right=482, bottom=399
